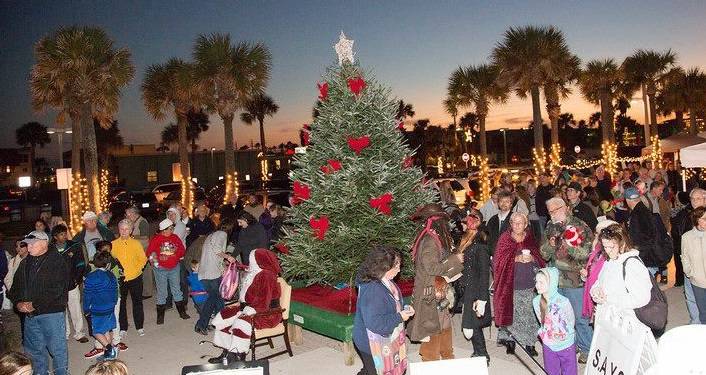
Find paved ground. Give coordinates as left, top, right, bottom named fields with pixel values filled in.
left=17, top=284, right=683, bottom=375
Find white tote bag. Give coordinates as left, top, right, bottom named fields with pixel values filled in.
left=586, top=305, right=658, bottom=375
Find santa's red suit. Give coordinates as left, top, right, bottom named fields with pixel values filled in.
left=212, top=248, right=282, bottom=354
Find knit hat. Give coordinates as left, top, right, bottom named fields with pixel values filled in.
left=623, top=187, right=640, bottom=200
left=159, top=218, right=174, bottom=231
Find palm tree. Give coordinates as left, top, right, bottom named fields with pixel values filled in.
left=395, top=100, right=415, bottom=121
left=30, top=26, right=134, bottom=211
left=492, top=25, right=573, bottom=153
left=94, top=119, right=124, bottom=170
left=622, top=49, right=676, bottom=140
left=578, top=59, right=623, bottom=143
left=142, top=58, right=204, bottom=207
left=658, top=67, right=706, bottom=135
left=240, top=93, right=279, bottom=152
left=544, top=52, right=580, bottom=145
left=448, top=64, right=508, bottom=158
left=194, top=33, right=271, bottom=198
left=443, top=95, right=461, bottom=153
left=15, top=121, right=51, bottom=176
left=160, top=111, right=209, bottom=166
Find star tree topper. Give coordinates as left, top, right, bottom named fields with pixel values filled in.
left=334, top=31, right=355, bottom=65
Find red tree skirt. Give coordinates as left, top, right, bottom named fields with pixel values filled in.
left=291, top=279, right=415, bottom=314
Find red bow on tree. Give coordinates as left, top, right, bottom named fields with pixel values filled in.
left=397, top=120, right=405, bottom=130
left=309, top=216, right=330, bottom=240
left=347, top=77, right=366, bottom=96
left=292, top=181, right=311, bottom=205
left=301, top=124, right=310, bottom=146
left=369, top=192, right=393, bottom=216
left=403, top=156, right=414, bottom=169
left=285, top=148, right=295, bottom=156
left=320, top=159, right=342, bottom=174
left=347, top=136, right=371, bottom=155
left=318, top=82, right=329, bottom=101
left=274, top=242, right=290, bottom=255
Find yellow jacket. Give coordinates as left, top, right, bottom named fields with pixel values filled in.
left=111, top=237, right=148, bottom=282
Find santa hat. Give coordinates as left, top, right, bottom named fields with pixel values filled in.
left=252, top=248, right=281, bottom=275
left=563, top=225, right=584, bottom=247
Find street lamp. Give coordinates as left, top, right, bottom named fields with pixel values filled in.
left=46, top=127, right=72, bottom=169
left=499, top=128, right=509, bottom=166
left=210, top=147, right=216, bottom=187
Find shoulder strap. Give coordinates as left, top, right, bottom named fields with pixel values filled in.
left=621, top=255, right=643, bottom=292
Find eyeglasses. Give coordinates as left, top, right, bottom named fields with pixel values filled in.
left=549, top=205, right=566, bottom=215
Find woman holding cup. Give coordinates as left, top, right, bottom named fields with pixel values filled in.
left=493, top=212, right=545, bottom=356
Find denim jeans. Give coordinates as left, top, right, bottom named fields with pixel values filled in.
left=692, top=284, right=706, bottom=324
left=559, top=287, right=593, bottom=354
left=684, top=277, right=701, bottom=324
left=24, top=311, right=69, bottom=375
left=196, top=277, right=225, bottom=330
left=154, top=266, right=183, bottom=305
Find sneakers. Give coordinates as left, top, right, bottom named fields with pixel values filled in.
left=137, top=329, right=145, bottom=337
left=116, top=342, right=128, bottom=351
left=119, top=330, right=127, bottom=338
left=99, top=346, right=118, bottom=361
left=84, top=348, right=104, bottom=359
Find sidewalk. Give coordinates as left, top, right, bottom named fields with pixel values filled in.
left=60, top=286, right=690, bottom=374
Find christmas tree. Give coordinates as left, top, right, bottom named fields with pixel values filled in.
left=280, top=33, right=436, bottom=285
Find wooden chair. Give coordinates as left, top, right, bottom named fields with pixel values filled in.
left=250, top=277, right=294, bottom=361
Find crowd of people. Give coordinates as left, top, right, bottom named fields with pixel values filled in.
left=0, top=194, right=288, bottom=375
left=0, top=161, right=704, bottom=375
left=352, top=161, right=706, bottom=375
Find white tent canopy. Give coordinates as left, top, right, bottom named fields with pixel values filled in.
left=680, top=142, right=706, bottom=168
left=641, top=134, right=706, bottom=155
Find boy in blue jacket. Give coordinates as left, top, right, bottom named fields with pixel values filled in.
left=83, top=251, right=119, bottom=361
left=533, top=267, right=577, bottom=375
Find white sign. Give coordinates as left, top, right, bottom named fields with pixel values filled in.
left=18, top=176, right=31, bottom=188
left=575, top=145, right=581, bottom=154
left=410, top=357, right=487, bottom=375
left=56, top=168, right=73, bottom=190
left=462, top=153, right=470, bottom=162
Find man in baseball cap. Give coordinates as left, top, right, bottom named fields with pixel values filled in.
left=566, top=182, right=597, bottom=231
left=8, top=230, right=70, bottom=375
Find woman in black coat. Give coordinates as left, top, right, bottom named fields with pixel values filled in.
left=458, top=209, right=492, bottom=364
left=234, top=211, right=268, bottom=265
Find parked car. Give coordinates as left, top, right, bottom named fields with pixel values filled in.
left=0, top=189, right=21, bottom=219
left=161, top=188, right=207, bottom=211
left=109, top=191, right=160, bottom=221
left=152, top=182, right=193, bottom=203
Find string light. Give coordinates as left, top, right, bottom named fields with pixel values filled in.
left=69, top=172, right=89, bottom=235
left=479, top=156, right=490, bottom=202
left=222, top=172, right=239, bottom=205
left=650, top=135, right=662, bottom=169
left=98, top=169, right=110, bottom=213
left=533, top=148, right=547, bottom=175
left=549, top=143, right=562, bottom=170
left=180, top=177, right=193, bottom=217
left=601, top=142, right=618, bottom=177
left=260, top=155, right=269, bottom=181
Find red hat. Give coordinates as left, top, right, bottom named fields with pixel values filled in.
left=253, top=249, right=281, bottom=275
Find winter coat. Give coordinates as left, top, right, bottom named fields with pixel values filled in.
left=487, top=211, right=511, bottom=256
left=533, top=267, right=575, bottom=352
left=626, top=202, right=659, bottom=267
left=493, top=231, right=545, bottom=326
left=186, top=216, right=215, bottom=247
left=353, top=280, right=404, bottom=354
left=536, top=183, right=554, bottom=218
left=540, top=216, right=593, bottom=289
left=682, top=228, right=706, bottom=288
left=8, top=249, right=70, bottom=316
left=233, top=223, right=268, bottom=265
left=72, top=224, right=115, bottom=261
left=582, top=243, right=606, bottom=319
left=407, top=231, right=463, bottom=341
left=54, top=239, right=87, bottom=290
left=571, top=201, right=597, bottom=231
left=590, top=250, right=651, bottom=312
left=459, top=235, right=491, bottom=330
left=83, top=268, right=118, bottom=316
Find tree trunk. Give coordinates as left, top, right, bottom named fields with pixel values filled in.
left=689, top=109, right=698, bottom=135
left=81, top=103, right=100, bottom=213
left=531, top=86, right=544, bottom=151
left=600, top=90, right=615, bottom=143
left=648, top=92, right=658, bottom=139
left=545, top=87, right=560, bottom=146
left=641, top=84, right=651, bottom=142
left=479, top=115, right=487, bottom=159
left=675, top=111, right=684, bottom=131
left=71, top=116, right=82, bottom=176
left=190, top=139, right=196, bottom=180
left=259, top=118, right=266, bottom=153
left=222, top=113, right=235, bottom=176
left=29, top=146, right=35, bottom=183
left=177, top=112, right=192, bottom=206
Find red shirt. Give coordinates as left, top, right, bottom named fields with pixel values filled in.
left=145, top=234, right=185, bottom=270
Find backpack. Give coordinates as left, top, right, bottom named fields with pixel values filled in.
left=219, top=262, right=240, bottom=300
left=650, top=213, right=674, bottom=267
left=622, top=256, right=668, bottom=331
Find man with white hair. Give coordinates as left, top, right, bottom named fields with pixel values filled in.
left=167, top=206, right=188, bottom=247
left=672, top=188, right=706, bottom=324
left=541, top=196, right=594, bottom=363
left=72, top=211, right=115, bottom=262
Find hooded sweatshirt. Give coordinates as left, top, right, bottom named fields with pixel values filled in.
left=533, top=267, right=576, bottom=352
left=83, top=268, right=118, bottom=317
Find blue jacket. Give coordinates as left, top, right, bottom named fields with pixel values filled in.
left=187, top=271, right=208, bottom=304
left=352, top=280, right=403, bottom=354
left=533, top=267, right=575, bottom=351
left=83, top=268, right=118, bottom=316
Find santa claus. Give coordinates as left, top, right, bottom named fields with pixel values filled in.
left=208, top=248, right=282, bottom=363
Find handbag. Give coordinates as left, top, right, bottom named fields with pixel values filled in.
left=366, top=323, right=407, bottom=375
left=621, top=256, right=668, bottom=331
left=219, top=262, right=240, bottom=300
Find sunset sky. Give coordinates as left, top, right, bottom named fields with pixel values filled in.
left=2, top=1, right=705, bottom=161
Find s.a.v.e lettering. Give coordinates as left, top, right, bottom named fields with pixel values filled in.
left=591, top=349, right=625, bottom=375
